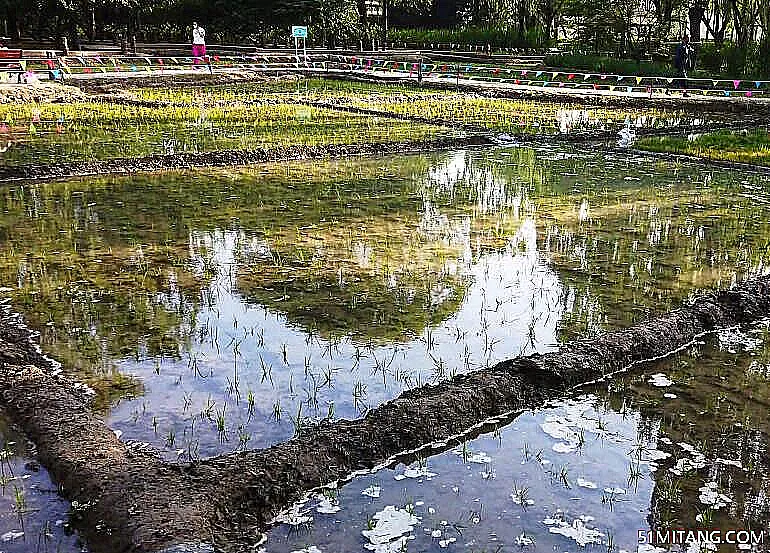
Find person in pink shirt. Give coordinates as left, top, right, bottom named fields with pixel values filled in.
left=192, top=22, right=206, bottom=63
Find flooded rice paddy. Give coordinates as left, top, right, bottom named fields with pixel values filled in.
left=129, top=80, right=730, bottom=136
left=0, top=101, right=453, bottom=166
left=0, top=417, right=84, bottom=552
left=0, top=78, right=736, bottom=168
left=1, top=143, right=769, bottom=551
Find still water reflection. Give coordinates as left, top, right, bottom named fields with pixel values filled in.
left=0, top=145, right=768, bottom=551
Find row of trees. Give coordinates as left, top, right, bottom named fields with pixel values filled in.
left=2, top=0, right=769, bottom=56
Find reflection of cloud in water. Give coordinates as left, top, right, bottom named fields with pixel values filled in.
left=423, top=151, right=520, bottom=215
left=109, top=218, right=576, bottom=457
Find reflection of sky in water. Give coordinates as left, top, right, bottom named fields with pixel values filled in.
left=267, top=394, right=658, bottom=553
left=0, top=425, right=82, bottom=552
left=107, top=146, right=770, bottom=460
left=110, top=218, right=568, bottom=458
left=265, top=327, right=770, bottom=553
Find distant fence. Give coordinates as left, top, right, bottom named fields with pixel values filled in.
left=6, top=52, right=768, bottom=99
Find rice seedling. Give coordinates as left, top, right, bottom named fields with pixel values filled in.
left=510, top=482, right=532, bottom=511
left=521, top=442, right=532, bottom=463
left=698, top=506, right=715, bottom=525
left=605, top=531, right=616, bottom=553
left=237, top=426, right=251, bottom=451
left=627, top=461, right=644, bottom=490
left=216, top=404, right=228, bottom=443
left=0, top=98, right=454, bottom=167
left=13, top=485, right=27, bottom=527
left=352, top=381, right=368, bottom=413
left=259, top=354, right=274, bottom=386
left=324, top=401, right=335, bottom=421
left=246, top=389, right=255, bottom=422
left=292, top=402, right=307, bottom=437
left=166, top=428, right=176, bottom=448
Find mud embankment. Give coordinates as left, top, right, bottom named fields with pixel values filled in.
left=0, top=82, right=88, bottom=104
left=0, top=136, right=494, bottom=183
left=0, top=277, right=769, bottom=552
left=324, top=72, right=770, bottom=114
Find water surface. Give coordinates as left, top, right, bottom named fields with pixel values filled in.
left=0, top=145, right=768, bottom=552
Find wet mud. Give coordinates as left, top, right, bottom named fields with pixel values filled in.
left=0, top=136, right=494, bottom=183
left=1, top=273, right=769, bottom=551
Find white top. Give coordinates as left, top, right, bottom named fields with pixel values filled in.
left=192, top=26, right=206, bottom=45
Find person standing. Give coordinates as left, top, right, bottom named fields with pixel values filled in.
left=192, top=22, right=206, bottom=63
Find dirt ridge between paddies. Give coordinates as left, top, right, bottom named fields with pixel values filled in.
left=2, top=271, right=770, bottom=550
left=70, top=69, right=770, bottom=115
left=0, top=136, right=494, bottom=182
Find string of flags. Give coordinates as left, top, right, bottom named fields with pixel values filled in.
left=9, top=53, right=769, bottom=98
left=336, top=55, right=768, bottom=97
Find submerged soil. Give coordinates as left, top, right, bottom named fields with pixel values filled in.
left=1, top=274, right=769, bottom=552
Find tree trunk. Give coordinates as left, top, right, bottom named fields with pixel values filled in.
left=689, top=3, right=705, bottom=41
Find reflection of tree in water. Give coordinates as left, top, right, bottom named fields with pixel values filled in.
left=595, top=332, right=770, bottom=545
left=1, top=148, right=770, bottom=408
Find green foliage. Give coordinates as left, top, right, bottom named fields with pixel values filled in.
left=387, top=26, right=547, bottom=49
left=697, top=41, right=770, bottom=79
left=544, top=54, right=675, bottom=77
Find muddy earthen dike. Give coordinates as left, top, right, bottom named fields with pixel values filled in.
left=1, top=276, right=770, bottom=552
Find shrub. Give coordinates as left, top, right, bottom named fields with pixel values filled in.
left=386, top=27, right=548, bottom=49
left=543, top=53, right=674, bottom=76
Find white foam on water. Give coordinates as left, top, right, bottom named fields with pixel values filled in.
left=275, top=502, right=313, bottom=526
left=315, top=496, right=341, bottom=514
left=544, top=517, right=604, bottom=547
left=362, top=506, right=420, bottom=551
left=553, top=441, right=579, bottom=453
left=715, top=458, right=743, bottom=469
left=576, top=478, right=598, bottom=489
left=362, top=486, right=382, bottom=498
left=648, top=373, right=674, bottom=387
left=698, top=481, right=732, bottom=509
left=397, top=465, right=437, bottom=479
left=638, top=545, right=667, bottom=553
